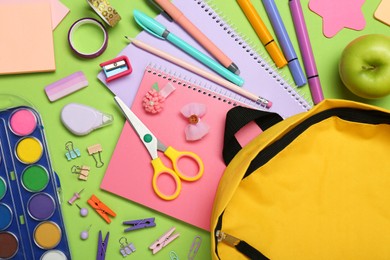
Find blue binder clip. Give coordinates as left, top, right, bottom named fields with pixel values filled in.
left=100, top=55, right=132, bottom=83
left=123, top=217, right=156, bottom=232
left=65, top=141, right=81, bottom=160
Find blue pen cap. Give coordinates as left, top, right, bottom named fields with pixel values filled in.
left=133, top=10, right=167, bottom=39
left=288, top=59, right=307, bottom=87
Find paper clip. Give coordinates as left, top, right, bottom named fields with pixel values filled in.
left=100, top=55, right=132, bottom=83
left=123, top=217, right=156, bottom=232
left=188, top=236, right=202, bottom=260
left=149, top=227, right=180, bottom=254
left=71, top=165, right=90, bottom=181
left=119, top=237, right=136, bottom=257
left=65, top=141, right=81, bottom=160
left=169, top=251, right=179, bottom=260
left=87, top=144, right=104, bottom=168
left=87, top=194, right=116, bottom=224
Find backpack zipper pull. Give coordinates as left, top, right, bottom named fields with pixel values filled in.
left=216, top=230, right=240, bottom=246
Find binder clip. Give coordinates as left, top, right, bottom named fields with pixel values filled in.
left=123, top=217, right=156, bottom=232
left=87, top=144, right=104, bottom=168
left=188, top=236, right=202, bottom=260
left=119, top=237, right=136, bottom=257
left=149, top=227, right=179, bottom=254
left=100, top=55, right=132, bottom=83
left=87, top=194, right=116, bottom=224
left=71, top=165, right=90, bottom=181
left=65, top=141, right=81, bottom=160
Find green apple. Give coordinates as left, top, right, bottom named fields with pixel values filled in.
left=339, top=34, right=390, bottom=99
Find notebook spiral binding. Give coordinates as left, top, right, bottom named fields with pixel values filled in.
left=195, top=0, right=313, bottom=109
left=147, top=64, right=241, bottom=107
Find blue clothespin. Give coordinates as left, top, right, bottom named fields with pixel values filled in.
left=123, top=217, right=156, bottom=232
left=97, top=231, right=109, bottom=260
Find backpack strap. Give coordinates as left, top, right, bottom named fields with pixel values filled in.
left=223, top=106, right=283, bottom=165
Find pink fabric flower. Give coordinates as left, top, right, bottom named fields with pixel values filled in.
left=142, top=89, right=165, bottom=114
left=181, top=103, right=210, bottom=141
left=142, top=83, right=176, bottom=114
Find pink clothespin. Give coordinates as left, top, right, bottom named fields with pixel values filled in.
left=149, top=227, right=179, bottom=254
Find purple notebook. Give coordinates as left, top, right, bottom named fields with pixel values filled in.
left=98, top=0, right=311, bottom=118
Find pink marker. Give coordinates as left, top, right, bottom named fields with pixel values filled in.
left=289, top=0, right=324, bottom=104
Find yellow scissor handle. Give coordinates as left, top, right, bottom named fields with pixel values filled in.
left=151, top=158, right=182, bottom=200
left=164, top=146, right=204, bottom=182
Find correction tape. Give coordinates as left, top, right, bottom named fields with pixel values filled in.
left=61, top=103, right=113, bottom=136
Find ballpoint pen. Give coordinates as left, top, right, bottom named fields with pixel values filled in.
left=261, top=0, right=307, bottom=87
left=133, top=10, right=244, bottom=87
left=289, top=0, right=324, bottom=104
left=236, top=0, right=287, bottom=68
left=148, top=0, right=241, bottom=75
left=125, top=37, right=272, bottom=108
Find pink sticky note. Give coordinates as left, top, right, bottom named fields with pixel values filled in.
left=309, top=0, right=366, bottom=38
left=49, top=0, right=70, bottom=29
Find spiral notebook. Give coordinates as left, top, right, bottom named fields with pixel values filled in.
left=101, top=66, right=264, bottom=231
left=97, top=0, right=311, bottom=118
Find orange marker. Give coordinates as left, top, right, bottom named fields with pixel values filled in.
left=237, top=0, right=287, bottom=68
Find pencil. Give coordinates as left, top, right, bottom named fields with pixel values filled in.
left=125, top=37, right=272, bottom=108
left=236, top=0, right=287, bottom=68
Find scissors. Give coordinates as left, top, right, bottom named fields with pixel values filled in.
left=114, top=96, right=204, bottom=200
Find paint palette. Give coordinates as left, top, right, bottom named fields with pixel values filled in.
left=0, top=96, right=71, bottom=259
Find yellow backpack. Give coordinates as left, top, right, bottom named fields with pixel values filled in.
left=211, top=99, right=390, bottom=259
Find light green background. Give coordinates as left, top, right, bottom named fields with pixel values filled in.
left=0, top=0, right=389, bottom=259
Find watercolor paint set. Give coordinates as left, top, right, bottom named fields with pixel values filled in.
left=0, top=96, right=71, bottom=259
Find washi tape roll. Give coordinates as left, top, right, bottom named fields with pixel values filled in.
left=87, top=0, right=121, bottom=27
left=68, top=18, right=108, bottom=59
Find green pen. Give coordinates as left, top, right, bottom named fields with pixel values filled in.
left=133, top=10, right=244, bottom=87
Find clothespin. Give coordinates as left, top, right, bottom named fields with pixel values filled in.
left=87, top=144, right=104, bottom=168
left=123, top=217, right=156, bottom=232
left=71, top=165, right=90, bottom=181
left=97, top=231, right=109, bottom=260
left=87, top=195, right=116, bottom=224
left=65, top=141, right=81, bottom=160
left=149, top=227, right=180, bottom=254
left=119, top=237, right=136, bottom=257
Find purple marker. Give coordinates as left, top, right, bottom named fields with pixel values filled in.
left=289, top=0, right=324, bottom=104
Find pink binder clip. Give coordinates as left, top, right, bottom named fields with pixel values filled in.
left=149, top=227, right=179, bottom=254
left=100, top=55, right=132, bottom=83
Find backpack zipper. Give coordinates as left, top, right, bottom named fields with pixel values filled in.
left=216, top=230, right=240, bottom=246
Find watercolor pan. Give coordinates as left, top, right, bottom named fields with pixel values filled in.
left=0, top=100, right=71, bottom=259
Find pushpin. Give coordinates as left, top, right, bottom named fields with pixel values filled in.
left=81, top=225, right=92, bottom=240
left=68, top=188, right=84, bottom=205
left=76, top=203, right=88, bottom=217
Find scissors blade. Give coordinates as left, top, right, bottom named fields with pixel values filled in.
left=114, top=96, right=158, bottom=159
